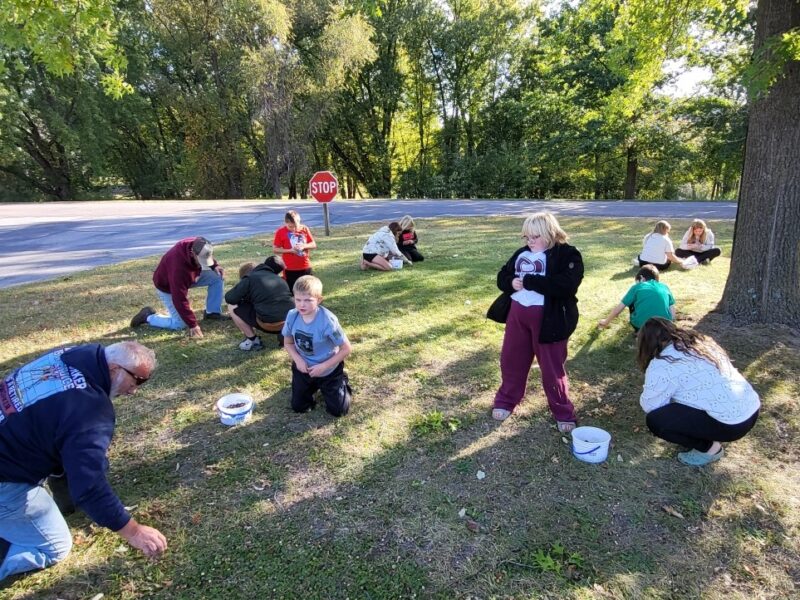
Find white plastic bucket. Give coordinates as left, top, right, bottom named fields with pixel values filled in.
left=571, top=426, right=611, bottom=463
left=390, top=258, right=403, bottom=269
left=215, top=393, right=254, bottom=426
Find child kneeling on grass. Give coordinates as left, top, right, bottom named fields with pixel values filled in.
left=597, top=265, right=675, bottom=332
left=282, top=276, right=352, bottom=417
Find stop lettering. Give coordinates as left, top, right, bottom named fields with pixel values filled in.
left=309, top=171, right=338, bottom=203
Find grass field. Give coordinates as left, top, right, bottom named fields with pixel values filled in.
left=1, top=217, right=798, bottom=599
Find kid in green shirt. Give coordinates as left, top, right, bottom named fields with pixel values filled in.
left=597, top=265, right=675, bottom=332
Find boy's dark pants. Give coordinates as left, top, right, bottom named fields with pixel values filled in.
left=291, top=362, right=351, bottom=417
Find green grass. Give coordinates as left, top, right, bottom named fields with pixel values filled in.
left=1, top=217, right=798, bottom=599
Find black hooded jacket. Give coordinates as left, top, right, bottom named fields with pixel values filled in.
left=225, top=262, right=294, bottom=323
left=493, top=243, right=584, bottom=343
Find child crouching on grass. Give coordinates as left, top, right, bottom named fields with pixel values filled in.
left=597, top=265, right=675, bottom=332
left=282, top=275, right=352, bottom=417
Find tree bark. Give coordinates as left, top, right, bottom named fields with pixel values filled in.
left=623, top=145, right=637, bottom=199
left=720, top=0, right=800, bottom=325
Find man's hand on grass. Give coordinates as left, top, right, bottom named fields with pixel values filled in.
left=117, top=519, right=168, bottom=558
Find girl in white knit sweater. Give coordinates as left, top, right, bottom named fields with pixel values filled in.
left=636, top=318, right=760, bottom=466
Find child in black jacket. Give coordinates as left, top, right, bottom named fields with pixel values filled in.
left=491, top=212, right=583, bottom=432
left=397, top=215, right=424, bottom=262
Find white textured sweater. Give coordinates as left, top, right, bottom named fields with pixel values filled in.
left=640, top=344, right=760, bottom=424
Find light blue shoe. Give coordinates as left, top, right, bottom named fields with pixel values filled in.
left=678, top=447, right=724, bottom=466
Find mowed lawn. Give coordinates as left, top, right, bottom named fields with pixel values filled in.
left=1, top=217, right=798, bottom=599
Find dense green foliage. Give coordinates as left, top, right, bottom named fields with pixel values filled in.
left=0, top=0, right=759, bottom=201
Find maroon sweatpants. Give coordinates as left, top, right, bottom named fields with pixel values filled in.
left=493, top=302, right=577, bottom=423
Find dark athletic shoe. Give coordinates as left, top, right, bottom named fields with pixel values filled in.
left=203, top=311, right=230, bottom=321
left=131, top=306, right=155, bottom=327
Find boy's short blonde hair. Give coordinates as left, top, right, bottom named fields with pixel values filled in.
left=293, top=275, right=323, bottom=298
left=399, top=215, right=415, bottom=231
left=521, top=212, right=568, bottom=248
left=239, top=261, right=257, bottom=279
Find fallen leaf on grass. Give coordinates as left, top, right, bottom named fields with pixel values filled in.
left=465, top=519, right=480, bottom=532
left=647, top=469, right=657, bottom=476
left=476, top=470, right=486, bottom=480
left=73, top=533, right=92, bottom=546
left=662, top=505, right=685, bottom=519
left=458, top=508, right=467, bottom=518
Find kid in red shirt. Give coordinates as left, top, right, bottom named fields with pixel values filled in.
left=272, top=210, right=317, bottom=292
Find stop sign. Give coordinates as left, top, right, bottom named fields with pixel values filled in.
left=309, top=171, right=338, bottom=203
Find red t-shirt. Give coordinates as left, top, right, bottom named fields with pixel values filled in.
left=273, top=225, right=314, bottom=271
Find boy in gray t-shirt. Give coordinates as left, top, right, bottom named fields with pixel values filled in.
left=282, top=276, right=352, bottom=416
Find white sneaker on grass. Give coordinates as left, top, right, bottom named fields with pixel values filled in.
left=239, top=337, right=264, bottom=351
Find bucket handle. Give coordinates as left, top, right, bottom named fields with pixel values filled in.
left=216, top=401, right=252, bottom=417
left=571, top=443, right=602, bottom=456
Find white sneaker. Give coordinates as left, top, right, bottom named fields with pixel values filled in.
left=239, top=337, right=264, bottom=351
left=631, top=257, right=640, bottom=267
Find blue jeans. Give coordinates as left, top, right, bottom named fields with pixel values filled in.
left=147, top=269, right=224, bottom=330
left=0, top=482, right=72, bottom=580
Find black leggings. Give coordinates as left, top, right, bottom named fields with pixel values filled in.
left=638, top=257, right=671, bottom=271
left=645, top=404, right=759, bottom=452
left=675, top=248, right=722, bottom=263
left=400, top=247, right=424, bottom=262
left=285, top=269, right=313, bottom=294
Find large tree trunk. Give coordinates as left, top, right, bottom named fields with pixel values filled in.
left=719, top=0, right=800, bottom=325
left=623, top=145, right=637, bottom=199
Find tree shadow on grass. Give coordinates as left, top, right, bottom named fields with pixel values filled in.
left=7, top=334, right=799, bottom=599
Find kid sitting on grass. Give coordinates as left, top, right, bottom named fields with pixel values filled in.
left=282, top=276, right=352, bottom=417
left=597, top=265, right=675, bottom=332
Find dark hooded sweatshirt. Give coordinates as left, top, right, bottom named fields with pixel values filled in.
left=224, top=261, right=294, bottom=323
left=0, top=345, right=130, bottom=531
left=152, top=237, right=218, bottom=329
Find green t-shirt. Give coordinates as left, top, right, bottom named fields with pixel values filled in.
left=621, top=280, right=675, bottom=329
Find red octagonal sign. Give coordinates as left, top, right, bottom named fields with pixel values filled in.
left=309, top=171, right=338, bottom=203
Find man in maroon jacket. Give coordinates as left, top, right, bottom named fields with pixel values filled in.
left=130, top=237, right=227, bottom=338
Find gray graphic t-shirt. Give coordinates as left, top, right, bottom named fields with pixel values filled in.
left=282, top=306, right=347, bottom=376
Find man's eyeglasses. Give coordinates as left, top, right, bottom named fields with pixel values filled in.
left=120, top=366, right=149, bottom=386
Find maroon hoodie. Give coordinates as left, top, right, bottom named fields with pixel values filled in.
left=152, top=237, right=214, bottom=328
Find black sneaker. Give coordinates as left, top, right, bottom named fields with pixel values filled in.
left=130, top=306, right=155, bottom=327
left=203, top=311, right=230, bottom=321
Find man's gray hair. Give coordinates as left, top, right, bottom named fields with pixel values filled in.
left=105, top=341, right=156, bottom=372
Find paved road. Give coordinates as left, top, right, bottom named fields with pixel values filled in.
left=0, top=199, right=736, bottom=288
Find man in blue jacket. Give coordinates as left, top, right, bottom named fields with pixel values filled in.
left=0, top=342, right=167, bottom=581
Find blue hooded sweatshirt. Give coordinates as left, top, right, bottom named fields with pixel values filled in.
left=0, top=345, right=130, bottom=531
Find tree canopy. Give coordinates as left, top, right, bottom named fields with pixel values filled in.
left=0, top=0, right=764, bottom=202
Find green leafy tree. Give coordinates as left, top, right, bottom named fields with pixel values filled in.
left=0, top=0, right=130, bottom=97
